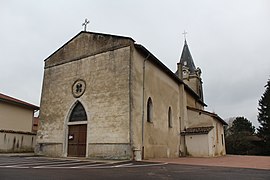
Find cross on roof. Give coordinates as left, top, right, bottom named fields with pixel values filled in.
left=82, top=18, right=90, bottom=31
left=182, top=30, right=188, bottom=40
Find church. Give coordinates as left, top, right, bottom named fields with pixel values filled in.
left=36, top=31, right=227, bottom=160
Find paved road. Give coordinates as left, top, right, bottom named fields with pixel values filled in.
left=0, top=156, right=163, bottom=169
left=0, top=156, right=269, bottom=179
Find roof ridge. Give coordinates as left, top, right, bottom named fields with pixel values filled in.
left=0, top=93, right=39, bottom=110
left=44, top=31, right=135, bottom=62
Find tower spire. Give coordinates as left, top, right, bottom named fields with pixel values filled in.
left=179, top=38, right=196, bottom=74
left=177, top=35, right=204, bottom=101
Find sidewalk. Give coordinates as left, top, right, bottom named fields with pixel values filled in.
left=146, top=155, right=270, bottom=170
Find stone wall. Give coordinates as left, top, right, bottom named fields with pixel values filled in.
left=37, top=32, right=133, bottom=159
left=131, top=48, right=181, bottom=159
left=0, top=131, right=36, bottom=153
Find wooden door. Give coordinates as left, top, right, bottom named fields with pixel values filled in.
left=68, top=124, right=87, bottom=157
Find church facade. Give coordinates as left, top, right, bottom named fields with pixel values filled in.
left=36, top=31, right=227, bottom=160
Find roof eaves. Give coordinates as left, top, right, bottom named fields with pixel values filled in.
left=134, top=44, right=206, bottom=107
left=134, top=44, right=184, bottom=84
left=0, top=93, right=39, bottom=110
left=181, top=126, right=214, bottom=135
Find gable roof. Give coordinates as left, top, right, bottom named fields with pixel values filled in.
left=0, top=93, right=39, bottom=110
left=187, top=106, right=228, bottom=125
left=44, top=31, right=134, bottom=62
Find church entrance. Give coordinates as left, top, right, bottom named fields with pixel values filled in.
left=67, top=101, right=87, bottom=157
left=68, top=124, right=87, bottom=157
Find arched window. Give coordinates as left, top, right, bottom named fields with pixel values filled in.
left=147, top=98, right=153, bottom=123
left=168, top=107, right=172, bottom=128
left=69, top=102, right=87, bottom=122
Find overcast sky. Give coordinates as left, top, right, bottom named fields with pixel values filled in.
left=1, top=0, right=269, bottom=127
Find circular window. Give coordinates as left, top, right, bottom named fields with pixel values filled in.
left=72, top=79, right=86, bottom=98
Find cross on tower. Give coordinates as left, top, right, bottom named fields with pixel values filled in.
left=82, top=18, right=90, bottom=31
left=182, top=30, right=188, bottom=40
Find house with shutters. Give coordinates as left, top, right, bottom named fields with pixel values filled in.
left=36, top=31, right=227, bottom=159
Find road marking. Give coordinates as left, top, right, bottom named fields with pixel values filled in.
left=118, top=163, right=168, bottom=168
left=33, top=161, right=98, bottom=168
left=3, top=166, right=29, bottom=169
left=72, top=162, right=168, bottom=169
left=0, top=157, right=167, bottom=169
left=71, top=162, right=110, bottom=168
left=4, top=160, right=81, bottom=168
left=34, top=163, right=107, bottom=169
left=113, top=163, right=133, bottom=167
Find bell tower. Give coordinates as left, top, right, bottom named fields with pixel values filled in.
left=177, top=39, right=204, bottom=101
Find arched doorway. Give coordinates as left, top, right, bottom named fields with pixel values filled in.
left=67, top=102, right=87, bottom=157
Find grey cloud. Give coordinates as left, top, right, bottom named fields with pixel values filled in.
left=1, top=0, right=269, bottom=127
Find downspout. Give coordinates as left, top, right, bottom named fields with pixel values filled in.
left=129, top=45, right=133, bottom=159
left=141, top=53, right=150, bottom=160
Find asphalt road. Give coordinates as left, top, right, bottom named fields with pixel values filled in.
left=0, top=156, right=269, bottom=180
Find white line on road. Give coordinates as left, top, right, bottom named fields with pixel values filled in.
left=33, top=161, right=98, bottom=168
left=113, top=163, right=133, bottom=167
left=119, top=163, right=168, bottom=168
left=4, top=160, right=81, bottom=168
left=76, top=162, right=168, bottom=169
left=70, top=163, right=110, bottom=168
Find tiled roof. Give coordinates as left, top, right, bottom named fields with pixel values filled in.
left=181, top=126, right=214, bottom=135
left=0, top=129, right=36, bottom=135
left=0, top=93, right=39, bottom=110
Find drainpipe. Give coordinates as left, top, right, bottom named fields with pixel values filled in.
left=141, top=53, right=150, bottom=160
